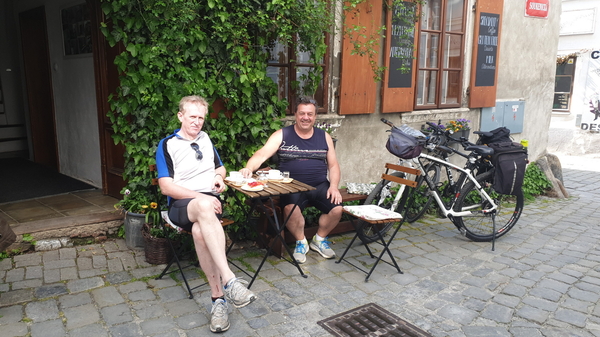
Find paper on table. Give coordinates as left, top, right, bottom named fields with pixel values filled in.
left=343, top=205, right=403, bottom=221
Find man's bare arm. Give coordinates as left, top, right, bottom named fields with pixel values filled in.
left=241, top=129, right=283, bottom=178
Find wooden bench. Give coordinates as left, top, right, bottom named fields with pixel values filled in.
left=254, top=188, right=368, bottom=258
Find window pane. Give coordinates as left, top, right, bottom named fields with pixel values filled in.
left=295, top=66, right=324, bottom=97
left=422, top=0, right=442, bottom=31
left=443, top=34, right=462, bottom=68
left=441, top=71, right=460, bottom=104
left=445, top=0, right=464, bottom=32
left=267, top=66, right=288, bottom=99
left=417, top=70, right=437, bottom=105
left=419, top=32, right=440, bottom=68
left=296, top=44, right=323, bottom=64
left=296, top=48, right=312, bottom=63
left=267, top=40, right=288, bottom=63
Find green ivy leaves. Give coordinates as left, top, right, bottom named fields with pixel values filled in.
left=101, top=0, right=332, bottom=233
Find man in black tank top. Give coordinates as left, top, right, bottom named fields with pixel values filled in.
left=241, top=96, right=342, bottom=264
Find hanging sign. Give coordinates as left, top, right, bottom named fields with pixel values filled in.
left=475, top=13, right=500, bottom=87
left=525, top=0, right=549, bottom=19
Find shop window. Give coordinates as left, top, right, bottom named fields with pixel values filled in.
left=553, top=57, right=576, bottom=112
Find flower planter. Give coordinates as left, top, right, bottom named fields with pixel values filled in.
left=142, top=223, right=174, bottom=265
left=457, top=129, right=470, bottom=140
left=124, top=211, right=146, bottom=249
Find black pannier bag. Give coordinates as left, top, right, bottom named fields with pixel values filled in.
left=478, top=126, right=512, bottom=145
left=488, top=142, right=528, bottom=195
left=386, top=125, right=426, bottom=159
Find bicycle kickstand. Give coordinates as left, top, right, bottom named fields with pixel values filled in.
left=491, top=212, right=496, bottom=251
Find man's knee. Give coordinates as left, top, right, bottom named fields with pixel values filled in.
left=325, top=206, right=343, bottom=219
left=190, top=197, right=212, bottom=213
left=191, top=224, right=204, bottom=240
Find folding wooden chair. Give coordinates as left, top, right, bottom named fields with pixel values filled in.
left=149, top=165, right=250, bottom=299
left=336, top=163, right=420, bottom=281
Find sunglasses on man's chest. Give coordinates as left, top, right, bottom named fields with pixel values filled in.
left=190, top=143, right=203, bottom=160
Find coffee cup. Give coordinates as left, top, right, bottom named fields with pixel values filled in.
left=268, top=169, right=281, bottom=179
left=229, top=171, right=243, bottom=179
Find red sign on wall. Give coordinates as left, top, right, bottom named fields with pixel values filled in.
left=525, top=0, right=549, bottom=18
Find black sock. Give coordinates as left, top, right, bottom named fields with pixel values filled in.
left=212, top=296, right=225, bottom=302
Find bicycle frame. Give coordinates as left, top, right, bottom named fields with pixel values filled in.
left=384, top=151, right=498, bottom=224
left=415, top=153, right=498, bottom=218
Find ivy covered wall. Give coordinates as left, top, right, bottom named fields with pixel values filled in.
left=101, top=0, right=331, bottom=223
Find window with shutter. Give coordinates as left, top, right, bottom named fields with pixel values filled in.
left=267, top=37, right=329, bottom=114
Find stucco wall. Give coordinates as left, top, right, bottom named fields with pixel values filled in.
left=331, top=0, right=561, bottom=186
left=9, top=0, right=102, bottom=187
left=496, top=0, right=561, bottom=161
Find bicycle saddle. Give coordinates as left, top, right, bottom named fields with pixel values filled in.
left=464, top=145, right=494, bottom=156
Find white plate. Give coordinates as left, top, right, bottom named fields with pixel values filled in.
left=281, top=178, right=294, bottom=183
left=241, top=184, right=264, bottom=192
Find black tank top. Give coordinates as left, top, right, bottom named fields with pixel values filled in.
left=277, top=125, right=328, bottom=187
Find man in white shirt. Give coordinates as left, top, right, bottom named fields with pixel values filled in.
left=156, top=95, right=256, bottom=333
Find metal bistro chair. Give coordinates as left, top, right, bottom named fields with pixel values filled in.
left=149, top=165, right=250, bottom=299
left=336, top=163, right=420, bottom=281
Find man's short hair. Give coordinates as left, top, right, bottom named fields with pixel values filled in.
left=179, top=95, right=209, bottom=114
left=295, top=96, right=318, bottom=112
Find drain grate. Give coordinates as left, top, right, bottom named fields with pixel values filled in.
left=317, top=303, right=433, bottom=337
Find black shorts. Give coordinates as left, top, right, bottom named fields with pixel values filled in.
left=168, top=193, right=222, bottom=232
left=280, top=181, right=341, bottom=214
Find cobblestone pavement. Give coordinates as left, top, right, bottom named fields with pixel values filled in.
left=1, top=166, right=600, bottom=337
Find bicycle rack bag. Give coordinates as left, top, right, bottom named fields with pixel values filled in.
left=488, top=141, right=528, bottom=195
left=386, top=126, right=426, bottom=159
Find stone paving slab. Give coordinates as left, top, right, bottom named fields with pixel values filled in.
left=1, top=167, right=600, bottom=336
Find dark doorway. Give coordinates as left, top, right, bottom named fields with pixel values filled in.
left=18, top=6, right=58, bottom=170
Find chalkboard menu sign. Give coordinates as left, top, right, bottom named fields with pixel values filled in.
left=387, top=2, right=415, bottom=88
left=553, top=93, right=569, bottom=110
left=475, top=12, right=500, bottom=87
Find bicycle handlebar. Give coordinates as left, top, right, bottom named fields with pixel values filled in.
left=380, top=118, right=394, bottom=127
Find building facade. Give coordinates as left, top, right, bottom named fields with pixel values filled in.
left=551, top=0, right=600, bottom=155
left=0, top=0, right=561, bottom=194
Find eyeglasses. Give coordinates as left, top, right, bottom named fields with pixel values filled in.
left=190, top=143, right=203, bottom=160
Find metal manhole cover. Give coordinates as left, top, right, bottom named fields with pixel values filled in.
left=317, top=303, right=433, bottom=337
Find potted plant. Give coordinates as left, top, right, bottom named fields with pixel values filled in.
left=115, top=189, right=155, bottom=250
left=139, top=200, right=179, bottom=265
left=315, top=121, right=339, bottom=147
left=446, top=119, right=471, bottom=139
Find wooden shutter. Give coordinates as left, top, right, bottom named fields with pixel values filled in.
left=469, top=0, right=503, bottom=108
left=339, top=0, right=383, bottom=115
left=382, top=1, right=418, bottom=113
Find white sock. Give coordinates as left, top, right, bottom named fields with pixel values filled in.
left=298, top=237, right=307, bottom=244
left=315, top=234, right=325, bottom=241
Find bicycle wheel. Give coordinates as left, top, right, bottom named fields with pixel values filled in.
left=453, top=170, right=523, bottom=242
left=405, top=163, right=440, bottom=223
left=355, top=172, right=404, bottom=244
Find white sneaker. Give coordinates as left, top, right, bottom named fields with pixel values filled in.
left=210, top=298, right=229, bottom=333
left=293, top=239, right=308, bottom=264
left=310, top=235, right=336, bottom=259
left=223, top=278, right=257, bottom=308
